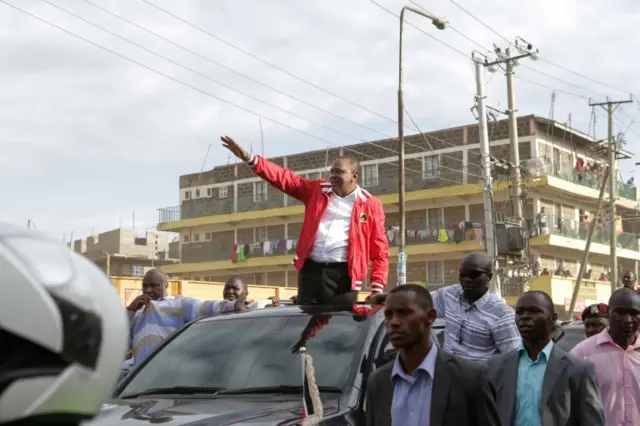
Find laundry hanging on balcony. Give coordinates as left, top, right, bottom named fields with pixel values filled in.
left=231, top=244, right=247, bottom=263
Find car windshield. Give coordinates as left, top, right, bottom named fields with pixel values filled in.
left=118, top=312, right=370, bottom=397
left=554, top=326, right=586, bottom=352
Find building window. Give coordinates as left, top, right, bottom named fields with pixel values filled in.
left=193, top=233, right=200, bottom=242
left=207, top=187, right=212, bottom=196
left=362, top=164, right=378, bottom=187
left=205, top=232, right=212, bottom=240
left=255, top=226, right=268, bottom=242
left=423, top=155, right=440, bottom=179
left=132, top=265, right=144, bottom=278
left=427, top=261, right=444, bottom=290
left=306, top=171, right=321, bottom=180
left=427, top=208, right=443, bottom=230
left=184, top=190, right=191, bottom=200
left=195, top=189, right=200, bottom=197
left=253, top=181, right=267, bottom=202
left=183, top=234, right=190, bottom=243
left=219, top=186, right=229, bottom=198
left=194, top=276, right=200, bottom=281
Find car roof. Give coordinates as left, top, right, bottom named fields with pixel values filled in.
left=196, top=305, right=381, bottom=323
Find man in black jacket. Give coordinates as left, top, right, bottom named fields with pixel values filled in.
left=365, top=284, right=500, bottom=426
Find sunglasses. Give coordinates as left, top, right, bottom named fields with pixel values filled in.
left=459, top=270, right=486, bottom=279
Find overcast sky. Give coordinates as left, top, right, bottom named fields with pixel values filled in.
left=1, top=0, right=639, bottom=242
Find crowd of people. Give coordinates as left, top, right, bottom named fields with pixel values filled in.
left=2, top=136, right=639, bottom=426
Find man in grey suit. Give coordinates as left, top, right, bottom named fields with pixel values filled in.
left=365, top=284, right=501, bottom=426
left=487, top=290, right=605, bottom=426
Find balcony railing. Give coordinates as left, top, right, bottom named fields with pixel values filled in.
left=527, top=214, right=639, bottom=251
left=521, top=158, right=636, bottom=201
left=158, top=158, right=637, bottom=223
left=179, top=225, right=484, bottom=264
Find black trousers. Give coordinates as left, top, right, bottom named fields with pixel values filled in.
left=297, top=259, right=357, bottom=305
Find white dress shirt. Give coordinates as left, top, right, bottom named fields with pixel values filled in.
left=308, top=188, right=358, bottom=263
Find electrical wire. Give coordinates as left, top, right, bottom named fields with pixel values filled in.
left=39, top=0, right=482, bottom=180
left=73, top=0, right=480, bottom=176
left=1, top=0, right=476, bottom=186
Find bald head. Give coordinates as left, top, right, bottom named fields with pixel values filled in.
left=461, top=252, right=493, bottom=274
left=142, top=268, right=168, bottom=300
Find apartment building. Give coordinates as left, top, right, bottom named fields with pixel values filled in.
left=157, top=115, right=640, bottom=312
left=72, top=227, right=179, bottom=277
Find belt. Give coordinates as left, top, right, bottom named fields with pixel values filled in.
left=305, top=258, right=348, bottom=268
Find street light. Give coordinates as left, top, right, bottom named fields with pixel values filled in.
left=397, top=6, right=448, bottom=286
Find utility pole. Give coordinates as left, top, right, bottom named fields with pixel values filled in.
left=567, top=169, right=609, bottom=318
left=589, top=96, right=633, bottom=292
left=486, top=38, right=539, bottom=220
left=472, top=51, right=500, bottom=296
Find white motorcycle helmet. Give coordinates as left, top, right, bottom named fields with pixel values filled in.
left=0, top=223, right=128, bottom=425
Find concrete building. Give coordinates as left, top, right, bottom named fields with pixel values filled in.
left=72, top=228, right=179, bottom=277
left=156, top=115, right=640, bottom=312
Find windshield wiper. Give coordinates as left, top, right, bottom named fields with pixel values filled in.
left=215, top=385, right=342, bottom=395
left=119, top=386, right=226, bottom=399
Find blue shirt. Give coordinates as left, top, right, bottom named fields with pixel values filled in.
left=514, top=340, right=554, bottom=426
left=390, top=345, right=437, bottom=426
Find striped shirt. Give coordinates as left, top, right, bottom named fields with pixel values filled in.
left=431, top=284, right=521, bottom=362
left=129, top=296, right=238, bottom=364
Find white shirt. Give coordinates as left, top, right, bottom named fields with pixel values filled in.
left=309, top=188, right=358, bottom=263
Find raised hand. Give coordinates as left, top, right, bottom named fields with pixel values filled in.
left=221, top=136, right=249, bottom=161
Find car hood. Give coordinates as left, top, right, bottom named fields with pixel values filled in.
left=84, top=395, right=341, bottom=426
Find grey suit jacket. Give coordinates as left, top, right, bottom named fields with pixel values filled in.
left=364, top=349, right=501, bottom=426
left=487, top=345, right=605, bottom=426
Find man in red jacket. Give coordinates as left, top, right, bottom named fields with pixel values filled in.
left=222, top=136, right=389, bottom=305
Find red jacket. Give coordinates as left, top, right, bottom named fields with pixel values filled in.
left=247, top=154, right=389, bottom=292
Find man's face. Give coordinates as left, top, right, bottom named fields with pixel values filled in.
left=584, top=317, right=609, bottom=338
left=609, top=294, right=640, bottom=340
left=515, top=293, right=556, bottom=343
left=142, top=271, right=166, bottom=300
left=223, top=279, right=247, bottom=302
left=622, top=272, right=636, bottom=288
left=459, top=266, right=490, bottom=300
left=384, top=292, right=436, bottom=350
left=329, top=159, right=357, bottom=192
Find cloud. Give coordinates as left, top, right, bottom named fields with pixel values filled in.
left=0, top=0, right=639, bottom=238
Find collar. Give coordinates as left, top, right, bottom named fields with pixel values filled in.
left=597, top=327, right=640, bottom=349
left=517, top=340, right=553, bottom=361
left=391, top=345, right=438, bottom=380
left=321, top=184, right=368, bottom=202
left=457, top=285, right=492, bottom=310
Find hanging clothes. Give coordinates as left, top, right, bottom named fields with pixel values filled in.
left=475, top=228, right=484, bottom=243
left=437, top=229, right=448, bottom=242
left=454, top=228, right=464, bottom=244
left=231, top=244, right=238, bottom=263
left=237, top=244, right=246, bottom=262
left=263, top=241, right=272, bottom=255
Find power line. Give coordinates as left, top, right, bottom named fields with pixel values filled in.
left=75, top=0, right=478, bottom=175
left=0, top=0, right=474, bottom=186
left=41, top=0, right=482, bottom=180
left=444, top=0, right=637, bottom=99
left=139, top=0, right=401, bottom=126
left=80, top=0, right=389, bottom=140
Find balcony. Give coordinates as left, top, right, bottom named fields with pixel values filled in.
left=163, top=225, right=484, bottom=274
left=158, top=158, right=638, bottom=226
left=522, top=158, right=636, bottom=201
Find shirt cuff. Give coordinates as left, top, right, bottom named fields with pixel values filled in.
left=245, top=153, right=258, bottom=167
left=370, top=283, right=384, bottom=293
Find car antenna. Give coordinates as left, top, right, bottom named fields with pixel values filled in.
left=299, top=346, right=324, bottom=425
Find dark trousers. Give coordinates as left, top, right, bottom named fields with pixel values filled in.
left=297, top=259, right=357, bottom=305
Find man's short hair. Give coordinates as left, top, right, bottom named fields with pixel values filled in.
left=388, top=284, right=433, bottom=312
left=609, top=287, right=640, bottom=306
left=520, top=290, right=554, bottom=314
left=337, top=155, right=361, bottom=175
